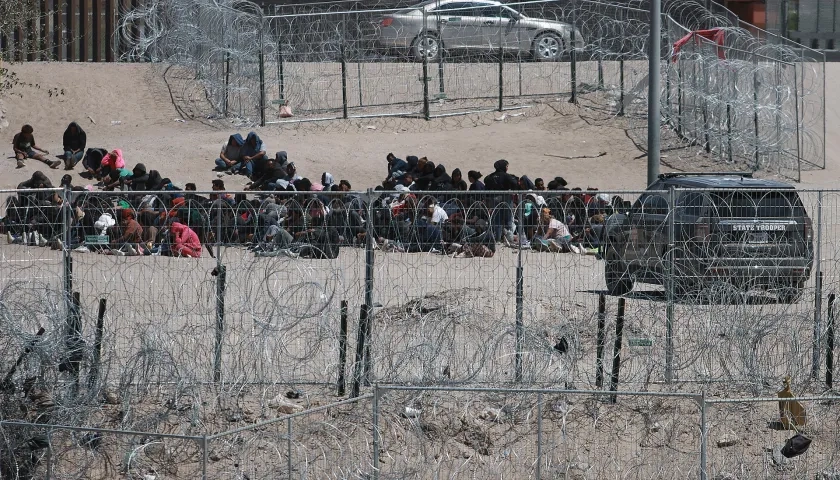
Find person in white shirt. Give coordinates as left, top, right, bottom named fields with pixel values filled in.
left=533, top=208, right=579, bottom=253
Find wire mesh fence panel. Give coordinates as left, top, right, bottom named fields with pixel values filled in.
left=0, top=423, right=204, bottom=480
left=207, top=395, right=375, bottom=479
left=703, top=396, right=840, bottom=479
left=374, top=387, right=702, bottom=479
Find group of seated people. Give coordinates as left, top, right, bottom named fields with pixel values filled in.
left=2, top=126, right=624, bottom=259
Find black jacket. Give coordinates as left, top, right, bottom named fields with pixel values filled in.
left=63, top=122, right=87, bottom=152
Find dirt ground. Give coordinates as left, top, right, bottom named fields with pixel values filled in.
left=1, top=61, right=836, bottom=192
left=1, top=61, right=839, bottom=479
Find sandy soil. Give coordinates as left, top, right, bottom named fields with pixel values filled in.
left=3, top=61, right=834, bottom=193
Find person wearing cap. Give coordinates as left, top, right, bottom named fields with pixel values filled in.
left=468, top=171, right=485, bottom=191
left=111, top=209, right=144, bottom=255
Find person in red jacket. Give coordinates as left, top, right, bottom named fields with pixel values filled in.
left=169, top=221, right=202, bottom=258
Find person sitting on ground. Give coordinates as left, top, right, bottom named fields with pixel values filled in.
left=534, top=177, right=546, bottom=191
left=62, top=122, right=87, bottom=170
left=247, top=158, right=286, bottom=191
left=451, top=168, right=468, bottom=191
left=430, top=164, right=452, bottom=191
left=122, top=163, right=149, bottom=191
left=235, top=131, right=266, bottom=178
left=169, top=221, right=202, bottom=257
left=338, top=180, right=352, bottom=192
left=215, top=133, right=245, bottom=173
left=321, top=172, right=335, bottom=191
left=414, top=161, right=436, bottom=190
left=81, top=147, right=108, bottom=179
left=386, top=153, right=408, bottom=182
left=420, top=199, right=448, bottom=252
left=102, top=166, right=132, bottom=191
left=468, top=170, right=485, bottom=191
left=95, top=149, right=126, bottom=179
left=484, top=159, right=519, bottom=191
left=533, top=208, right=579, bottom=253
left=111, top=209, right=144, bottom=255
left=13, top=124, right=60, bottom=169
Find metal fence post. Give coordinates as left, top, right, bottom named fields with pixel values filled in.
left=46, top=431, right=53, bottom=479
left=752, top=50, right=759, bottom=170
left=665, top=187, right=676, bottom=383
left=793, top=58, right=801, bottom=182
left=87, top=298, right=107, bottom=389
left=62, top=186, right=72, bottom=315
left=422, top=11, right=430, bottom=120
left=569, top=4, right=577, bottom=104
left=277, top=36, right=285, bottom=104
left=338, top=299, right=349, bottom=396
left=827, top=293, right=835, bottom=389
left=515, top=192, right=524, bottom=382
left=609, top=297, right=625, bottom=403
left=224, top=47, right=230, bottom=116
left=201, top=435, right=208, bottom=479
left=619, top=58, right=625, bottom=116
left=536, top=391, right=543, bottom=479
left=436, top=5, right=445, bottom=98
left=699, top=390, right=708, bottom=480
left=258, top=23, right=266, bottom=127
left=372, top=384, right=381, bottom=480
left=341, top=13, right=349, bottom=119
left=287, top=417, right=293, bottom=478
left=812, top=191, right=823, bottom=379
left=363, top=188, right=376, bottom=382
left=498, top=3, right=504, bottom=112
left=213, top=197, right=225, bottom=383
left=595, top=292, right=607, bottom=388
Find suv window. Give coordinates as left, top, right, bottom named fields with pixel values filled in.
left=475, top=5, right=518, bottom=17
left=430, top=2, right=477, bottom=14
left=707, top=191, right=805, bottom=218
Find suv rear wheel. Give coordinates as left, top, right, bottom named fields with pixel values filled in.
left=605, top=246, right=633, bottom=296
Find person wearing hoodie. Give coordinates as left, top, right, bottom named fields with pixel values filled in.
left=235, top=132, right=266, bottom=178
left=123, top=163, right=150, bottom=191
left=451, top=168, right=468, bottom=191
left=414, top=161, right=436, bottom=190
left=62, top=122, right=87, bottom=170
left=13, top=124, right=60, bottom=169
left=215, top=133, right=245, bottom=172
left=95, top=149, right=126, bottom=179
left=519, top=175, right=536, bottom=191
left=169, top=221, right=202, bottom=257
left=430, top=164, right=452, bottom=191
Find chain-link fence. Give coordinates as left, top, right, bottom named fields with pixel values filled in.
left=119, top=0, right=825, bottom=180
left=2, top=186, right=840, bottom=477
left=3, top=388, right=838, bottom=479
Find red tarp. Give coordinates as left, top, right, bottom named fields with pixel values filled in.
left=672, top=28, right=726, bottom=62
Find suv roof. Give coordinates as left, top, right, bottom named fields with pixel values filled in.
left=656, top=173, right=794, bottom=190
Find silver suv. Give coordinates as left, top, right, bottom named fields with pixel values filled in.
left=373, top=0, right=584, bottom=61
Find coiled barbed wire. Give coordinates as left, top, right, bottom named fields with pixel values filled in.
left=117, top=0, right=824, bottom=180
